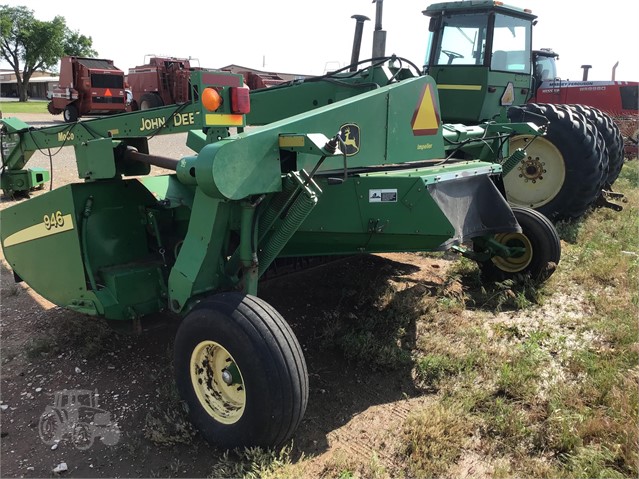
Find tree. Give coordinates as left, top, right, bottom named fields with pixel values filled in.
left=0, top=5, right=97, bottom=101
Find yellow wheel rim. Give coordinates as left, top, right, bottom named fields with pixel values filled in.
left=491, top=232, right=533, bottom=273
left=190, top=340, right=246, bottom=424
left=504, top=135, right=566, bottom=209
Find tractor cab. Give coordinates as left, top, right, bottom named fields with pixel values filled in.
left=423, top=1, right=537, bottom=123
left=53, top=389, right=98, bottom=410
left=533, top=48, right=559, bottom=85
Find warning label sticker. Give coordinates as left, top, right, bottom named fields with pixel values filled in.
left=369, top=189, right=398, bottom=203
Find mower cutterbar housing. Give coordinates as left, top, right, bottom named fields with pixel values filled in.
left=1, top=70, right=539, bottom=320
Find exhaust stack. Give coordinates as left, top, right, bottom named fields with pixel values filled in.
left=350, top=15, right=370, bottom=71
left=372, top=0, right=386, bottom=58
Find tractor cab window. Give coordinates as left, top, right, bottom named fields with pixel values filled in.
left=76, top=393, right=93, bottom=407
left=490, top=14, right=532, bottom=74
left=433, top=13, right=488, bottom=66
left=534, top=54, right=557, bottom=81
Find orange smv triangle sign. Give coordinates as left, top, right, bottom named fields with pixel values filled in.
left=411, top=83, right=440, bottom=136
left=105, top=88, right=113, bottom=97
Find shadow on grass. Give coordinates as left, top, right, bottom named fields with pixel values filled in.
left=259, top=253, right=441, bottom=459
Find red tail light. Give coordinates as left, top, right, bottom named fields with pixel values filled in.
left=230, top=86, right=250, bottom=114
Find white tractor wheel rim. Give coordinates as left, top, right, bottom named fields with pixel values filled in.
left=504, top=135, right=566, bottom=209
left=190, top=340, right=246, bottom=424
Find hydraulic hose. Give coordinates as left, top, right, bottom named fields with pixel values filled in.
left=80, top=196, right=98, bottom=291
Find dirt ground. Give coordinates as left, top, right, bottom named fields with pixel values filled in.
left=0, top=113, right=456, bottom=477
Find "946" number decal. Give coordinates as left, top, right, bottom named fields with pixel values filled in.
left=43, top=211, right=65, bottom=230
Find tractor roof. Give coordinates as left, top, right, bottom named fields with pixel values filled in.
left=423, top=1, right=537, bottom=20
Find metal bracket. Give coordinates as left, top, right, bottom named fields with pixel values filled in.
left=595, top=190, right=625, bottom=212
left=455, top=236, right=525, bottom=262
left=278, top=133, right=343, bottom=157
left=367, top=218, right=388, bottom=233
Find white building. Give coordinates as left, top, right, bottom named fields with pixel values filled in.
left=0, top=69, right=59, bottom=99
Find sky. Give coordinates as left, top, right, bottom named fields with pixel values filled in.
left=3, top=0, right=639, bottom=81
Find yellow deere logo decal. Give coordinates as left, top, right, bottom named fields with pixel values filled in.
left=339, top=123, right=360, bottom=156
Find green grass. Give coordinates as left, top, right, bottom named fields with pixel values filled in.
left=208, top=445, right=296, bottom=479
left=0, top=100, right=48, bottom=114
left=402, top=402, right=474, bottom=478
left=301, top=187, right=628, bottom=478
left=398, top=160, right=639, bottom=478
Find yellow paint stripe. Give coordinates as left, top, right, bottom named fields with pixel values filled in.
left=279, top=136, right=305, bottom=148
left=437, top=84, right=482, bottom=91
left=3, top=214, right=74, bottom=247
left=205, top=114, right=244, bottom=126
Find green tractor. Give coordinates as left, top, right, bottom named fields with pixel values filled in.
left=423, top=0, right=625, bottom=220
left=1, top=61, right=561, bottom=449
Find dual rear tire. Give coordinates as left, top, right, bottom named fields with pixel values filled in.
left=506, top=103, right=605, bottom=220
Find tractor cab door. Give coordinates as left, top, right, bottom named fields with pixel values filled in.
left=531, top=50, right=563, bottom=104
left=423, top=6, right=535, bottom=123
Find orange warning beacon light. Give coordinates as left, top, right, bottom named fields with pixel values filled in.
left=202, top=87, right=223, bottom=112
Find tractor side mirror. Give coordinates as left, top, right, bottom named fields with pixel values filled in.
left=428, top=16, right=441, bottom=33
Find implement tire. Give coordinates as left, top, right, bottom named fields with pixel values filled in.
left=477, top=206, right=561, bottom=282
left=506, top=103, right=604, bottom=220
left=139, top=93, right=163, bottom=110
left=174, top=292, right=308, bottom=448
left=63, top=104, right=79, bottom=123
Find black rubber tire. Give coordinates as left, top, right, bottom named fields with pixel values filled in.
left=72, top=422, right=95, bottom=450
left=477, top=206, right=561, bottom=282
left=47, top=101, right=62, bottom=115
left=63, top=104, right=78, bottom=122
left=174, top=292, right=308, bottom=449
left=507, top=103, right=604, bottom=220
left=38, top=411, right=63, bottom=445
left=569, top=104, right=625, bottom=187
left=555, top=104, right=609, bottom=196
left=139, top=93, right=163, bottom=110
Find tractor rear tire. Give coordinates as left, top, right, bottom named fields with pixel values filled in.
left=569, top=104, right=625, bottom=187
left=174, top=292, right=308, bottom=448
left=477, top=206, right=561, bottom=282
left=506, top=103, right=604, bottom=220
left=38, top=411, right=63, bottom=445
left=72, top=422, right=95, bottom=450
left=555, top=104, right=609, bottom=196
left=139, top=93, right=163, bottom=110
left=63, top=104, right=79, bottom=123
